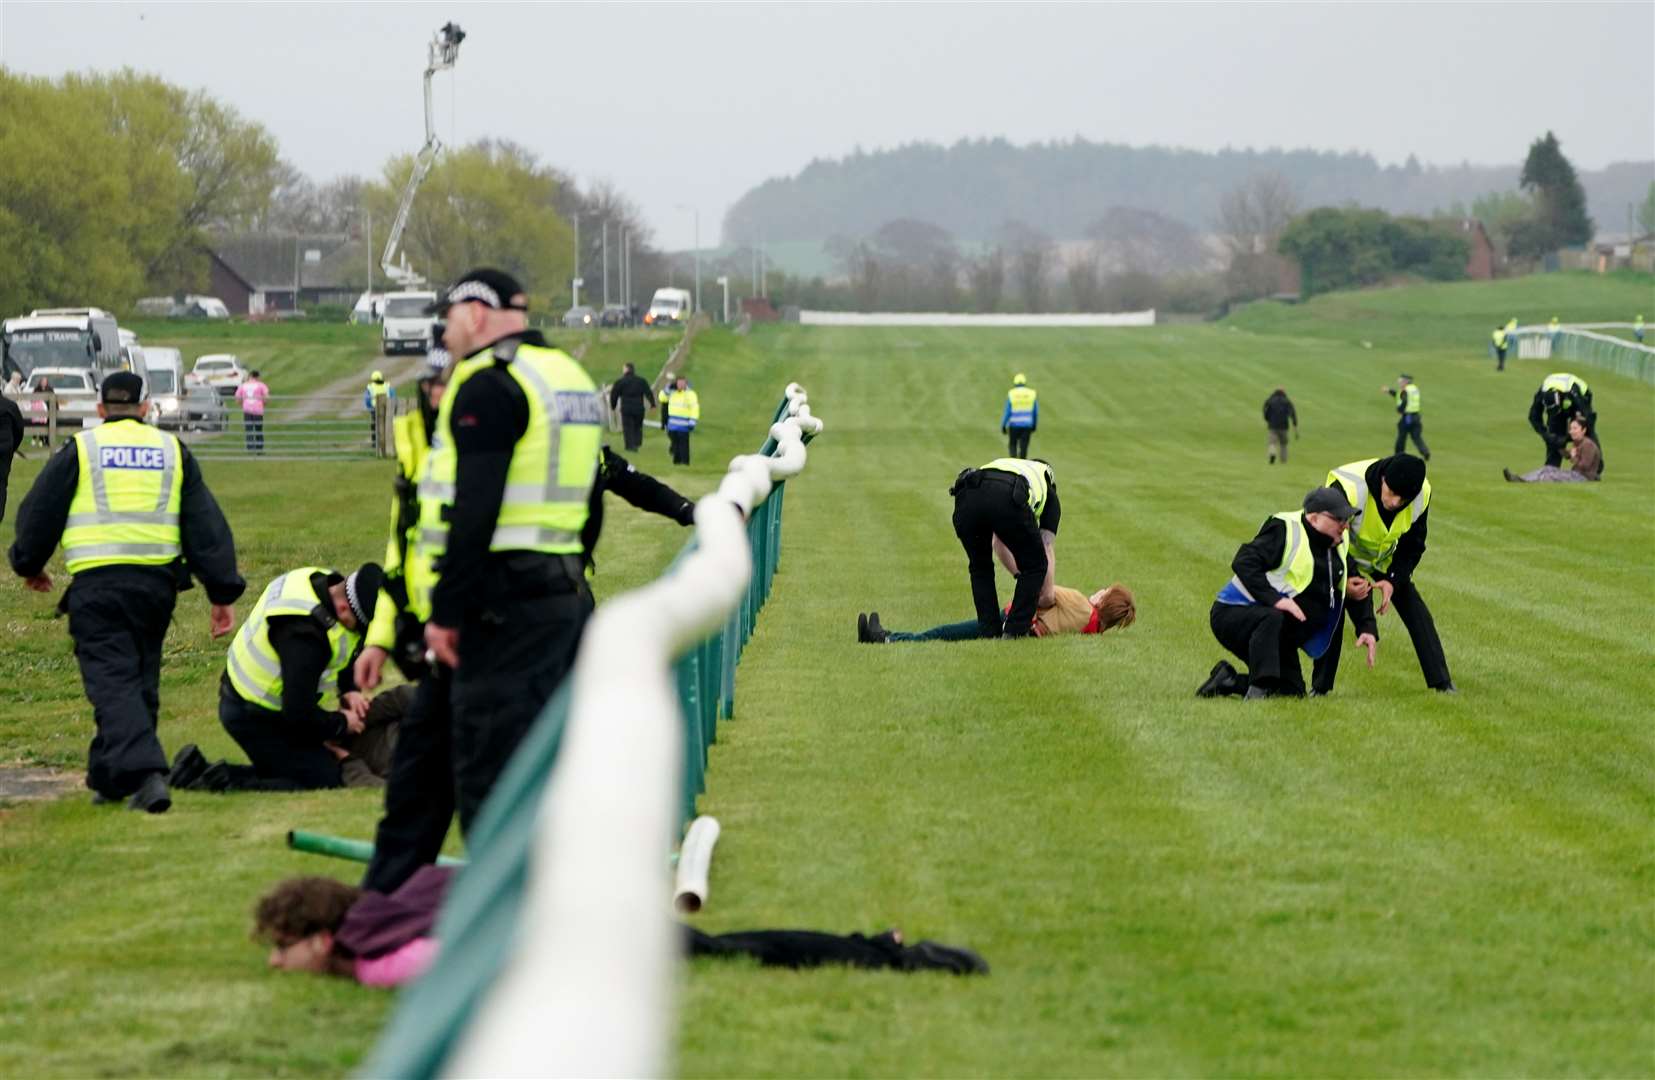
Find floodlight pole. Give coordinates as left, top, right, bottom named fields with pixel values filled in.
left=717, top=276, right=729, bottom=323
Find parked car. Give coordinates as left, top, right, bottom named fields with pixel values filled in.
left=599, top=303, right=629, bottom=328
left=26, top=366, right=99, bottom=428
left=182, top=380, right=229, bottom=432
left=192, top=354, right=247, bottom=396
left=563, top=305, right=596, bottom=328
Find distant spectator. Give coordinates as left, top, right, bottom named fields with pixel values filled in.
left=26, top=376, right=55, bottom=446
left=3, top=371, right=22, bottom=398
left=607, top=362, right=656, bottom=452
left=1262, top=387, right=1298, bottom=464
left=236, top=369, right=270, bottom=454
left=1505, top=415, right=1600, bottom=484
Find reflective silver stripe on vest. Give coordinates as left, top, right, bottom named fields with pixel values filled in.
left=1408, top=489, right=1427, bottom=519
left=226, top=643, right=282, bottom=710
left=65, top=511, right=180, bottom=528
left=419, top=526, right=449, bottom=549
left=507, top=357, right=600, bottom=503
left=488, top=524, right=582, bottom=550
left=61, top=542, right=181, bottom=560
left=421, top=481, right=456, bottom=500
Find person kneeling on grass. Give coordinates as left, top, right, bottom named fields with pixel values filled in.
left=254, top=868, right=987, bottom=988
left=859, top=537, right=1136, bottom=643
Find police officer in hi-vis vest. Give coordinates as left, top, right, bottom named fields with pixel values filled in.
left=1322, top=453, right=1455, bottom=693
left=1383, top=373, right=1430, bottom=459
left=1001, top=373, right=1038, bottom=458
left=1528, top=371, right=1600, bottom=470
left=8, top=371, right=244, bottom=812
left=1199, top=486, right=1372, bottom=700
left=169, top=562, right=383, bottom=793
left=949, top=457, right=1061, bottom=639
left=369, top=268, right=603, bottom=883
left=665, top=375, right=700, bottom=465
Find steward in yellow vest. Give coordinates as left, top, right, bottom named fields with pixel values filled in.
left=1491, top=325, right=1509, bottom=370
left=1528, top=372, right=1601, bottom=470
left=1002, top=373, right=1038, bottom=458
left=6, top=371, right=244, bottom=812
left=948, top=456, right=1061, bottom=638
left=665, top=376, right=700, bottom=465
left=381, top=268, right=603, bottom=862
left=1200, top=486, right=1366, bottom=700
left=1323, top=454, right=1454, bottom=693
left=1383, top=374, right=1430, bottom=460
left=189, top=563, right=382, bottom=792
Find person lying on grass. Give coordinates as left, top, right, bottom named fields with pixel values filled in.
left=254, top=868, right=987, bottom=988
left=858, top=536, right=1136, bottom=643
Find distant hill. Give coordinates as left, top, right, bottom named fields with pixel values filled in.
left=723, top=137, right=1652, bottom=251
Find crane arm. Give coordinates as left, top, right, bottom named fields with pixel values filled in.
left=380, top=22, right=465, bottom=287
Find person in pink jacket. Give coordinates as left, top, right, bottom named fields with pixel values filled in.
left=234, top=370, right=269, bottom=454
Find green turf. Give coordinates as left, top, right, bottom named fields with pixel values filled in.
left=3, top=278, right=1653, bottom=1077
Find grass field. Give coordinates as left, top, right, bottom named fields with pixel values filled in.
left=2, top=276, right=1652, bottom=1077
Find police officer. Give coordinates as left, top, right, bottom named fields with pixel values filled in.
left=1324, top=454, right=1455, bottom=693
left=1491, top=324, right=1509, bottom=371
left=171, top=562, right=382, bottom=792
left=1528, top=371, right=1600, bottom=470
left=7, top=372, right=244, bottom=811
left=1199, top=486, right=1367, bottom=700
left=1001, top=373, right=1037, bottom=458
left=665, top=375, right=700, bottom=465
left=949, top=457, right=1060, bottom=639
left=1636, top=314, right=1645, bottom=344
left=416, top=268, right=604, bottom=834
left=355, top=347, right=696, bottom=892
left=1382, top=373, right=1430, bottom=460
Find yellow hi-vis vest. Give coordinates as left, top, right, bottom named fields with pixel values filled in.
left=979, top=457, right=1051, bottom=518
left=226, top=568, right=359, bottom=712
left=1492, top=328, right=1507, bottom=348
left=1401, top=384, right=1422, bottom=414
left=63, top=421, right=183, bottom=575
left=666, top=388, right=700, bottom=431
left=413, top=342, right=601, bottom=620
left=1542, top=372, right=1587, bottom=400
left=1006, top=385, right=1038, bottom=427
left=366, top=411, right=433, bottom=651
left=1327, top=459, right=1431, bottom=576
left=1222, top=511, right=1350, bottom=603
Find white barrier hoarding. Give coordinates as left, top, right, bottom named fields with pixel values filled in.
left=798, top=309, right=1156, bottom=327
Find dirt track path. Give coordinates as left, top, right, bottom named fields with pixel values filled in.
left=289, top=354, right=429, bottom=421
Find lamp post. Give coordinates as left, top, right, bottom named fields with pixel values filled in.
left=717, top=275, right=729, bottom=323
left=572, top=213, right=581, bottom=309
left=675, top=203, right=700, bottom=314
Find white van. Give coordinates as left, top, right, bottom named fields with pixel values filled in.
left=143, top=347, right=188, bottom=429
left=645, top=287, right=693, bottom=327
left=382, top=291, right=437, bottom=354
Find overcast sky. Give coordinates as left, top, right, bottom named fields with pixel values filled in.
left=3, top=2, right=1651, bottom=250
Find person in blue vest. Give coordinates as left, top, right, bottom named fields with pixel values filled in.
left=1198, top=486, right=1374, bottom=700
left=1382, top=373, right=1430, bottom=460
left=1001, top=373, right=1038, bottom=458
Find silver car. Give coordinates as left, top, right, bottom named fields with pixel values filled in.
left=25, top=367, right=99, bottom=428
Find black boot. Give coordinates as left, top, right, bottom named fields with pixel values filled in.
left=127, top=772, right=172, bottom=814
left=1196, top=660, right=1239, bottom=698
left=168, top=744, right=209, bottom=790
left=866, top=612, right=889, bottom=644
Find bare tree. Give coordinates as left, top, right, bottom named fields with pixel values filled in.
left=998, top=220, right=1053, bottom=312
left=1217, top=172, right=1300, bottom=300
left=1067, top=248, right=1102, bottom=312
left=968, top=248, right=1005, bottom=313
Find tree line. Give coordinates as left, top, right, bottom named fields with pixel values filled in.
left=0, top=68, right=669, bottom=317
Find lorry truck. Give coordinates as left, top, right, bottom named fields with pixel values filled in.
left=2, top=307, right=122, bottom=385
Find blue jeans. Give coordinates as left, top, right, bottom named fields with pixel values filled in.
left=887, top=619, right=987, bottom=643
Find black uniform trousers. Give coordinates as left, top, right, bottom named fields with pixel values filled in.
left=1209, top=602, right=1319, bottom=696
left=951, top=472, right=1047, bottom=638
left=66, top=568, right=176, bottom=797
left=363, top=665, right=455, bottom=894
left=1394, top=414, right=1430, bottom=457
left=450, top=567, right=589, bottom=832
left=1007, top=427, right=1032, bottom=458
left=1314, top=580, right=1451, bottom=691
left=620, top=408, right=645, bottom=452
left=668, top=429, right=691, bottom=465
left=215, top=676, right=343, bottom=791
